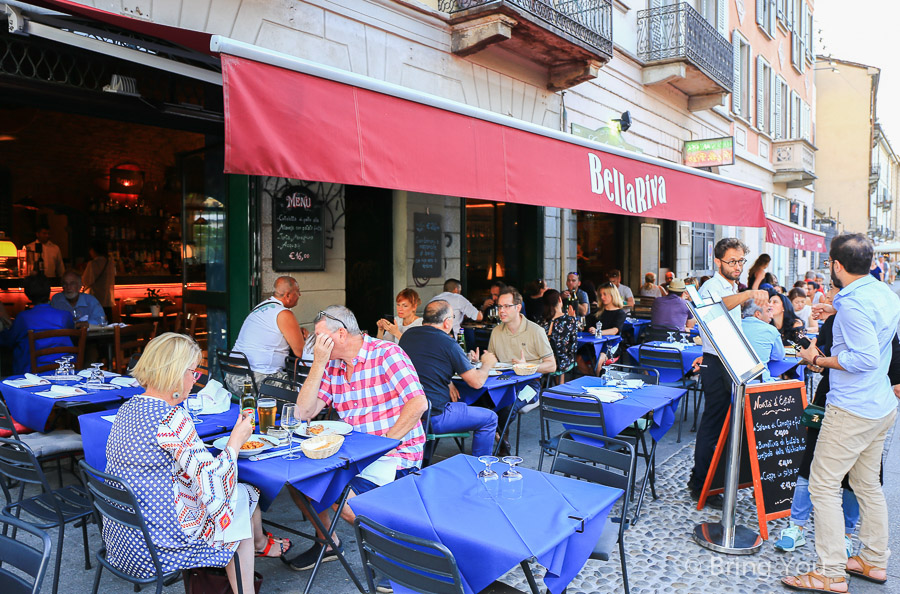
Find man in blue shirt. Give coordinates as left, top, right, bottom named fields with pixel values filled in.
left=50, top=271, right=107, bottom=325
left=562, top=272, right=589, bottom=317
left=0, top=274, right=74, bottom=373
left=785, top=234, right=899, bottom=592
left=740, top=300, right=784, bottom=382
left=399, top=300, right=499, bottom=458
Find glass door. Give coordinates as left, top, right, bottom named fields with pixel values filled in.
left=180, top=144, right=228, bottom=363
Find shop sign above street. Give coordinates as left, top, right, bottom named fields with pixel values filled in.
left=683, top=137, right=735, bottom=168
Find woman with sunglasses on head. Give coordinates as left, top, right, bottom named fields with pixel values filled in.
left=103, top=333, right=292, bottom=594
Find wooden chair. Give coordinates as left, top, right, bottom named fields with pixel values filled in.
left=113, top=323, right=157, bottom=375
left=28, top=327, right=87, bottom=373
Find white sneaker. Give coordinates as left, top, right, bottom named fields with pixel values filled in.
left=845, top=535, right=853, bottom=558
left=774, top=522, right=806, bottom=552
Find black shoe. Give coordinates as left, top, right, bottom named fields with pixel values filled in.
left=689, top=487, right=723, bottom=509
left=285, top=542, right=342, bottom=571
left=497, top=439, right=512, bottom=457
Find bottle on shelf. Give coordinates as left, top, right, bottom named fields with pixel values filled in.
left=241, top=379, right=256, bottom=432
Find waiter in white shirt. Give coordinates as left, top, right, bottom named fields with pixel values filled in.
left=25, top=226, right=64, bottom=278
left=686, top=238, right=768, bottom=508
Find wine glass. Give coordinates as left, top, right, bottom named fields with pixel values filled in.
left=501, top=456, right=523, bottom=500
left=87, top=363, right=105, bottom=385
left=666, top=331, right=676, bottom=343
left=186, top=394, right=203, bottom=424
left=477, top=455, right=499, bottom=498
left=53, top=358, right=66, bottom=380
left=63, top=355, right=75, bottom=377
left=281, top=404, right=301, bottom=460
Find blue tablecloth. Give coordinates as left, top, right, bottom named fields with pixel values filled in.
left=547, top=377, right=686, bottom=442
left=622, top=319, right=650, bottom=342
left=454, top=370, right=541, bottom=409
left=768, top=357, right=805, bottom=381
left=576, top=333, right=622, bottom=361
left=1, top=374, right=142, bottom=432
left=349, top=455, right=622, bottom=594
left=627, top=342, right=804, bottom=382
left=79, top=402, right=243, bottom=472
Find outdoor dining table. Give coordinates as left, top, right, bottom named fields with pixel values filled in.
left=0, top=373, right=141, bottom=431
left=349, top=454, right=623, bottom=594
left=79, top=406, right=398, bottom=594
left=626, top=341, right=805, bottom=382
left=576, top=332, right=622, bottom=362
left=622, top=318, right=650, bottom=342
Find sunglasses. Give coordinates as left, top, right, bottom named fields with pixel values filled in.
left=317, top=310, right=348, bottom=330
left=188, top=369, right=202, bottom=381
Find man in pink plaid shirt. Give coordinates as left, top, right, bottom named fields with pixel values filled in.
left=285, top=305, right=428, bottom=575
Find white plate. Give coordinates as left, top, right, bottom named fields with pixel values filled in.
left=493, top=362, right=514, bottom=370
left=488, top=369, right=503, bottom=376
left=302, top=420, right=352, bottom=437
left=212, top=435, right=276, bottom=457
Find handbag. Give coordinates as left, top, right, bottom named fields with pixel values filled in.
left=800, top=404, right=826, bottom=429
left=183, top=566, right=263, bottom=594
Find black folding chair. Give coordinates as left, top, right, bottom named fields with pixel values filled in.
left=550, top=430, right=635, bottom=594
left=637, top=344, right=701, bottom=433
left=536, top=391, right=608, bottom=472
left=77, top=461, right=246, bottom=594
left=354, top=515, right=525, bottom=594
left=216, top=349, right=258, bottom=396
left=0, top=515, right=52, bottom=594
left=0, top=437, right=93, bottom=594
left=284, top=355, right=311, bottom=388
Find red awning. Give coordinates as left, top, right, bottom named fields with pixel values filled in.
left=219, top=50, right=765, bottom=227
left=765, top=217, right=827, bottom=253
left=27, top=0, right=213, bottom=55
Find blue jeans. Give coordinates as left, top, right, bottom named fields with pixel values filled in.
left=432, top=402, right=499, bottom=457
left=791, top=475, right=860, bottom=534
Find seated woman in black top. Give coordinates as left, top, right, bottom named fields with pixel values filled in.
left=577, top=283, right=626, bottom=374
left=539, top=289, right=578, bottom=379
left=768, top=293, right=803, bottom=346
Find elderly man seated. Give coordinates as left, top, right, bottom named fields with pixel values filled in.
left=51, top=270, right=106, bottom=325
left=487, top=287, right=556, bottom=455
left=741, top=299, right=785, bottom=381
left=0, top=274, right=74, bottom=373
left=227, top=276, right=309, bottom=394
left=285, top=306, right=428, bottom=583
left=400, top=300, right=499, bottom=458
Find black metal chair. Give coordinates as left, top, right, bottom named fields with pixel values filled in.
left=513, top=362, right=575, bottom=456
left=550, top=430, right=635, bottom=594
left=0, top=437, right=93, bottom=594
left=78, top=461, right=245, bottom=594
left=0, top=515, right=53, bottom=594
left=636, top=344, right=702, bottom=432
left=422, top=407, right=467, bottom=467
left=259, top=376, right=299, bottom=409
left=536, top=390, right=608, bottom=472
left=0, top=399, right=82, bottom=488
left=284, top=355, right=310, bottom=388
left=216, top=349, right=258, bottom=396
left=640, top=325, right=677, bottom=344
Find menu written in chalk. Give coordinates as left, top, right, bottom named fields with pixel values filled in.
left=273, top=185, right=325, bottom=271
left=413, top=213, right=442, bottom=278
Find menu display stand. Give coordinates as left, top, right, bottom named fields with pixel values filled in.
left=687, top=294, right=766, bottom=555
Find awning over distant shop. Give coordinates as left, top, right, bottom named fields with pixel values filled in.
left=213, top=37, right=765, bottom=227
left=765, top=216, right=827, bottom=253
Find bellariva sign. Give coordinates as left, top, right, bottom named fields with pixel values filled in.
left=588, top=153, right=667, bottom=215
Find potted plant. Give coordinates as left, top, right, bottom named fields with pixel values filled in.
left=136, top=288, right=166, bottom=317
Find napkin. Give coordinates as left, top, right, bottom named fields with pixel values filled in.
left=3, top=373, right=51, bottom=388
left=622, top=379, right=645, bottom=389
left=77, top=369, right=120, bottom=379
left=101, top=414, right=118, bottom=423
left=35, top=385, right=87, bottom=398
left=582, top=387, right=626, bottom=403
left=110, top=376, right=140, bottom=388
left=652, top=341, right=687, bottom=351
left=196, top=379, right=232, bottom=414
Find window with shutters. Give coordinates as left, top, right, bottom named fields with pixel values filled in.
left=774, top=76, right=788, bottom=140
left=790, top=0, right=806, bottom=72
left=800, top=101, right=811, bottom=141
left=756, top=0, right=776, bottom=38
left=732, top=31, right=752, bottom=122
left=756, top=57, right=772, bottom=136
left=805, top=6, right=814, bottom=63
left=776, top=0, right=789, bottom=29
left=790, top=91, right=801, bottom=139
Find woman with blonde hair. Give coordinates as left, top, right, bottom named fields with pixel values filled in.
left=104, top=333, right=291, bottom=593
left=582, top=283, right=627, bottom=372
left=376, top=288, right=422, bottom=343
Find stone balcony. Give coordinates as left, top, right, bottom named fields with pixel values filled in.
left=636, top=2, right=732, bottom=111
left=772, top=138, right=816, bottom=188
left=439, top=0, right=613, bottom=91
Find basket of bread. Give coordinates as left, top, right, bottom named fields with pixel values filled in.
left=300, top=433, right=344, bottom=459
left=513, top=362, right=539, bottom=376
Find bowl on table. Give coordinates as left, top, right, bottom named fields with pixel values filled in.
left=513, top=363, right=539, bottom=376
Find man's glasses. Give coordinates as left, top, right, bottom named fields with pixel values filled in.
left=497, top=303, right=519, bottom=310
left=720, top=258, right=747, bottom=266
left=317, top=310, right=348, bottom=330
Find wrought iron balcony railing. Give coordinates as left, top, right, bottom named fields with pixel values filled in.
left=636, top=2, right=732, bottom=91
left=439, top=0, right=613, bottom=58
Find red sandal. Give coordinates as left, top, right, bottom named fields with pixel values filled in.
left=256, top=532, right=291, bottom=558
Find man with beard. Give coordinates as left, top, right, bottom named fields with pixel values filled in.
left=687, top=238, right=769, bottom=507
left=782, top=234, right=899, bottom=593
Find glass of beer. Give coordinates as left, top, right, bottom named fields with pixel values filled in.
left=257, top=398, right=277, bottom=434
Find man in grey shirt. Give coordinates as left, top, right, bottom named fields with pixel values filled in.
left=428, top=278, right=482, bottom=334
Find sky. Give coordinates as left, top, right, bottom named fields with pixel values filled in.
left=816, top=0, right=900, bottom=140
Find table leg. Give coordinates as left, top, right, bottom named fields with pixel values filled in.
left=631, top=439, right=657, bottom=526
left=520, top=559, right=541, bottom=594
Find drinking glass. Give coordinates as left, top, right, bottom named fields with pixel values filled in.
left=501, top=456, right=524, bottom=500
left=87, top=363, right=105, bottom=385
left=186, top=394, right=203, bottom=424
left=62, top=356, right=75, bottom=377
left=477, top=455, right=500, bottom=498
left=666, top=331, right=676, bottom=343
left=53, top=358, right=66, bottom=380
left=257, top=398, right=277, bottom=434
left=577, top=317, right=585, bottom=332
left=281, top=404, right=301, bottom=460
left=266, top=427, right=289, bottom=447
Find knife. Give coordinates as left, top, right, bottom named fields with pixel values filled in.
left=248, top=448, right=297, bottom=461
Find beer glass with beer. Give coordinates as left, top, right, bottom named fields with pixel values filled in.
left=257, top=398, right=277, bottom=434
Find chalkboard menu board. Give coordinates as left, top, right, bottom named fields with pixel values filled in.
left=273, top=185, right=325, bottom=271
left=700, top=380, right=807, bottom=540
left=413, top=213, right=442, bottom=278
